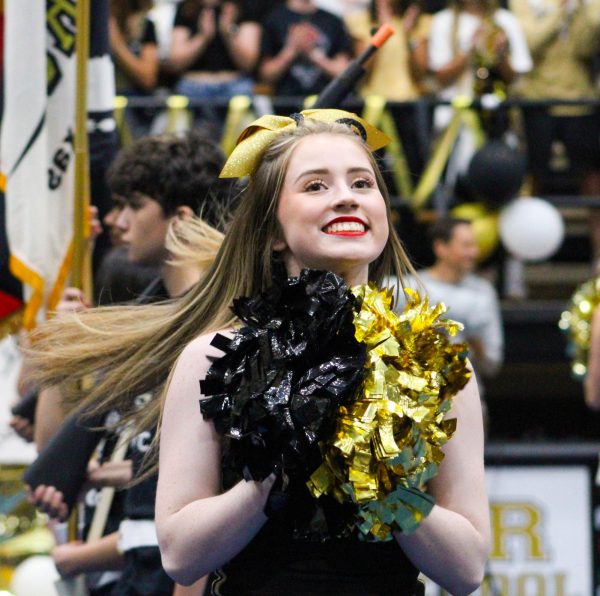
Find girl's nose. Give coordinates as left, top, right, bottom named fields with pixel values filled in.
left=332, top=187, right=359, bottom=210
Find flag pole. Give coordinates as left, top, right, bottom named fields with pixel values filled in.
left=72, top=0, right=91, bottom=294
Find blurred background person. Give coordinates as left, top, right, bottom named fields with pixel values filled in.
left=109, top=0, right=160, bottom=137
left=25, top=130, right=231, bottom=596
left=345, top=0, right=432, bottom=101
left=258, top=0, right=352, bottom=98
left=584, top=303, right=600, bottom=410
left=428, top=0, right=531, bottom=187
left=394, top=217, right=503, bottom=426
left=345, top=0, right=433, bottom=184
left=429, top=0, right=531, bottom=104
left=167, top=0, right=259, bottom=126
left=510, top=0, right=600, bottom=260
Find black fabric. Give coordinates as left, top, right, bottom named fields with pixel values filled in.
left=242, top=0, right=284, bottom=23
left=260, top=6, right=351, bottom=96
left=141, top=19, right=157, bottom=45
left=90, top=584, right=117, bottom=596
left=173, top=2, right=248, bottom=73
left=114, top=425, right=173, bottom=595
left=23, top=409, right=107, bottom=511
left=113, top=547, right=174, bottom=596
left=122, top=425, right=156, bottom=520
left=522, top=108, right=600, bottom=175
left=206, top=521, right=420, bottom=595
left=10, top=389, right=38, bottom=423
left=136, top=276, right=169, bottom=304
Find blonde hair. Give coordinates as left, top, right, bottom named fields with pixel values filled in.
left=28, top=120, right=415, bottom=461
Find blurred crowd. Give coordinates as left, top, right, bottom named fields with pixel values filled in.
left=112, top=0, right=600, bottom=210
left=113, top=0, right=600, bottom=107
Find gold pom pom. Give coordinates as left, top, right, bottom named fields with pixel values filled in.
left=559, top=276, right=600, bottom=379
left=307, top=284, right=471, bottom=540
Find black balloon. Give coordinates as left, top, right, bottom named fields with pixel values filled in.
left=467, top=140, right=527, bottom=207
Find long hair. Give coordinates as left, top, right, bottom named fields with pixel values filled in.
left=28, top=120, right=415, bottom=463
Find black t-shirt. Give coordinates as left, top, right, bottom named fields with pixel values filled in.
left=173, top=1, right=253, bottom=73
left=242, top=0, right=284, bottom=22
left=113, top=406, right=175, bottom=595
left=122, top=418, right=157, bottom=520
left=260, top=5, right=351, bottom=96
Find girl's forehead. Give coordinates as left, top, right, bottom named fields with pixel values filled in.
left=285, top=134, right=371, bottom=171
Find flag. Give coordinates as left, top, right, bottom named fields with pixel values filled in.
left=0, top=0, right=116, bottom=331
left=0, top=0, right=77, bottom=330
left=0, top=0, right=25, bottom=338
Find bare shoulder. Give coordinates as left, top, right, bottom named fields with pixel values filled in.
left=163, top=329, right=234, bottom=412
left=177, top=329, right=234, bottom=374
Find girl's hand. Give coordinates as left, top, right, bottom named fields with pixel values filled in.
left=403, top=4, right=422, bottom=33
left=27, top=484, right=69, bottom=522
left=198, top=8, right=217, bottom=41
left=219, top=2, right=239, bottom=36
left=55, top=287, right=91, bottom=317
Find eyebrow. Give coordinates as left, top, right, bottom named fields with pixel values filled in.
left=293, top=167, right=374, bottom=184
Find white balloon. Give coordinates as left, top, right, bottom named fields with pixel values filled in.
left=10, top=555, right=60, bottom=596
left=499, top=197, right=565, bottom=261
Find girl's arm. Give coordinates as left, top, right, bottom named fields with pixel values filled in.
left=394, top=374, right=490, bottom=595
left=167, top=10, right=216, bottom=74
left=52, top=532, right=124, bottom=577
left=109, top=17, right=159, bottom=91
left=155, top=333, right=275, bottom=587
left=585, top=307, right=600, bottom=409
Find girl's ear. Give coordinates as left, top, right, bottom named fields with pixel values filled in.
left=272, top=222, right=287, bottom=252
left=272, top=237, right=287, bottom=252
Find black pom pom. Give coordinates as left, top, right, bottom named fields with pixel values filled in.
left=200, top=270, right=366, bottom=536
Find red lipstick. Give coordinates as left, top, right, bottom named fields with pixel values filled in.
left=322, top=216, right=368, bottom=237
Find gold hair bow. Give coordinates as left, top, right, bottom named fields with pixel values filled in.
left=219, top=109, right=391, bottom=178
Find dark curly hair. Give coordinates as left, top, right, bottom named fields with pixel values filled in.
left=107, top=130, right=232, bottom=227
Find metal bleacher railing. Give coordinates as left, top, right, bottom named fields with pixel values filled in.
left=113, top=94, right=600, bottom=214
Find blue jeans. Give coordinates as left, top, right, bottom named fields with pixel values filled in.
left=175, top=76, right=254, bottom=131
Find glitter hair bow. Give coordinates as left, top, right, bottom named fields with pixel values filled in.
left=219, top=109, right=391, bottom=179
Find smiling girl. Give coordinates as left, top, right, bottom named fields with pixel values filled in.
left=155, top=112, right=490, bottom=595
left=29, top=110, right=489, bottom=595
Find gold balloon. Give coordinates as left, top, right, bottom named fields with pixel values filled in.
left=451, top=202, right=499, bottom=262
